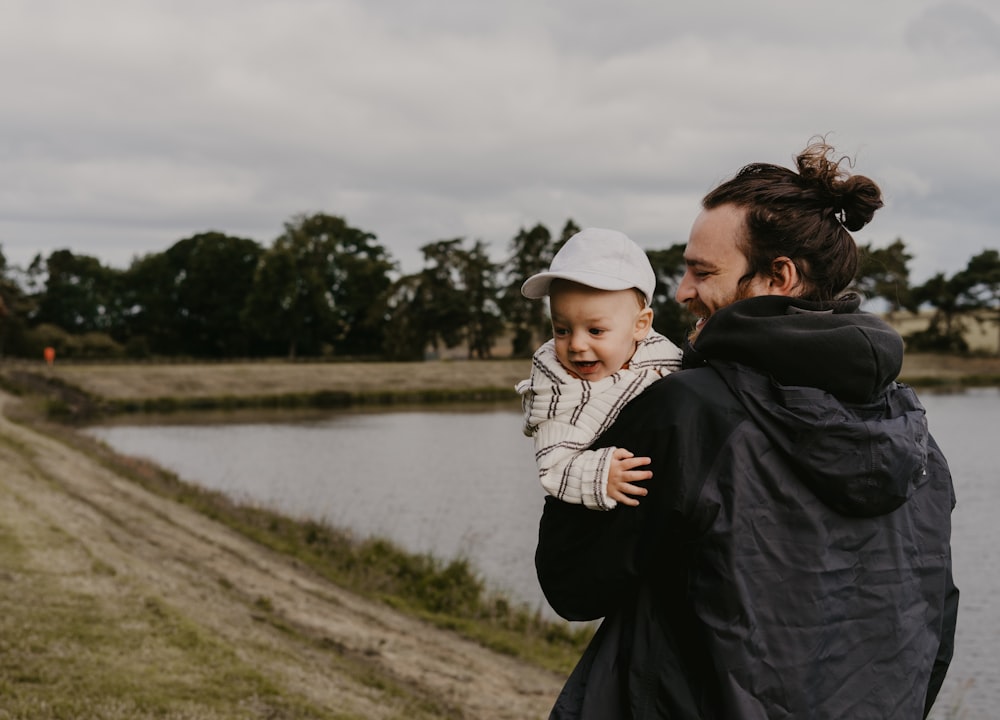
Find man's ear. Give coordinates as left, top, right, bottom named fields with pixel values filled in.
left=768, top=257, right=801, bottom=296
left=634, top=306, right=654, bottom=340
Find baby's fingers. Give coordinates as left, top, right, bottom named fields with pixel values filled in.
left=619, top=455, right=652, bottom=471
left=610, top=482, right=648, bottom=506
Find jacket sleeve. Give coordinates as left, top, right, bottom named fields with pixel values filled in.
left=534, top=376, right=687, bottom=620
left=535, top=436, right=619, bottom=510
left=535, top=495, right=642, bottom=620
left=534, top=370, right=732, bottom=622
left=924, top=564, right=959, bottom=718
left=923, top=439, right=960, bottom=718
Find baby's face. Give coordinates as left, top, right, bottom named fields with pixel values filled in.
left=548, top=281, right=650, bottom=381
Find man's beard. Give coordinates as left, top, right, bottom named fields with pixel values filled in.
left=686, top=284, right=756, bottom=344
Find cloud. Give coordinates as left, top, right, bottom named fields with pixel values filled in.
left=0, top=0, right=997, bottom=286
left=905, top=2, right=1000, bottom=63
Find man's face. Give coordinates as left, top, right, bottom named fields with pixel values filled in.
left=675, top=204, right=770, bottom=342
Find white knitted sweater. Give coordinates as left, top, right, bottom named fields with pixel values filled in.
left=515, top=331, right=682, bottom=510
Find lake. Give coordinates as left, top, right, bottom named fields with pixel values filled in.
left=84, top=388, right=998, bottom=719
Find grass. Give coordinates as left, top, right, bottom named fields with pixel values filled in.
left=0, top=358, right=531, bottom=422
left=0, top=458, right=351, bottom=720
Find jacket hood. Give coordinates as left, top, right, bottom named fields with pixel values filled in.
left=683, top=294, right=929, bottom=517
left=683, top=294, right=902, bottom=404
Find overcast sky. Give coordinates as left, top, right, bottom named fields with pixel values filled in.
left=2, top=0, right=998, bottom=284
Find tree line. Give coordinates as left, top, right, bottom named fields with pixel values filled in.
left=0, top=212, right=997, bottom=361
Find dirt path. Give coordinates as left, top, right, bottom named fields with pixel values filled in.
left=0, top=390, right=563, bottom=718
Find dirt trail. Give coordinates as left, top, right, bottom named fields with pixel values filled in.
left=0, top=390, right=563, bottom=718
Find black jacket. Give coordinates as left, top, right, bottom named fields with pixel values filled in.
left=536, top=295, right=958, bottom=719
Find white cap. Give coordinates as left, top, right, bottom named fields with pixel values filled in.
left=521, top=227, right=656, bottom=305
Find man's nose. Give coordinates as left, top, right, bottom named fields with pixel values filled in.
left=675, top=271, right=695, bottom=304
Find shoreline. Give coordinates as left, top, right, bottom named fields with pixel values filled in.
left=2, top=352, right=998, bottom=421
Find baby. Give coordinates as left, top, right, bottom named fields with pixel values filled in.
left=516, top=228, right=682, bottom=510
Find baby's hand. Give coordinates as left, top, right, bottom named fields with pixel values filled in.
left=607, top=447, right=652, bottom=507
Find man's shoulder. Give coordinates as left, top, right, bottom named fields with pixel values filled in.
left=646, top=364, right=729, bottom=398
left=613, top=366, right=730, bottom=424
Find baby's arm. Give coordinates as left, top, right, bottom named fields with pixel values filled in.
left=606, top=448, right=652, bottom=507
left=536, top=442, right=651, bottom=510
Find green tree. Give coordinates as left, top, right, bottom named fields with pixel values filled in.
left=958, top=249, right=1000, bottom=354
left=243, top=214, right=391, bottom=359
left=0, top=247, right=36, bottom=357
left=458, top=239, right=504, bottom=359
left=908, top=272, right=970, bottom=353
left=411, top=238, right=476, bottom=356
left=854, top=238, right=915, bottom=315
left=499, top=223, right=557, bottom=357
left=120, top=233, right=264, bottom=357
left=121, top=250, right=180, bottom=356
left=378, top=273, right=433, bottom=361
left=167, top=232, right=264, bottom=356
left=320, top=218, right=396, bottom=357
left=33, top=249, right=122, bottom=335
left=243, top=235, right=331, bottom=359
left=380, top=237, right=503, bottom=360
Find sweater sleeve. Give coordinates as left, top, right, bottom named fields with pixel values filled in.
left=533, top=425, right=619, bottom=510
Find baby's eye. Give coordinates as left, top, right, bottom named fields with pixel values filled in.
left=553, top=327, right=569, bottom=337
left=588, top=328, right=605, bottom=336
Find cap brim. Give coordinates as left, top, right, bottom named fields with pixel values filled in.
left=521, top=271, right=636, bottom=299
left=520, top=273, right=554, bottom=298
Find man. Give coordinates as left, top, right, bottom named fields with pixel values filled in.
left=535, top=140, right=958, bottom=719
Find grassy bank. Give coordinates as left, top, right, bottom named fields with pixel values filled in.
left=0, top=362, right=594, bottom=679
left=0, top=358, right=531, bottom=420
left=2, top=352, right=999, bottom=421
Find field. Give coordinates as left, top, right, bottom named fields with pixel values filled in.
left=42, top=357, right=534, bottom=401
left=7, top=348, right=1000, bottom=411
